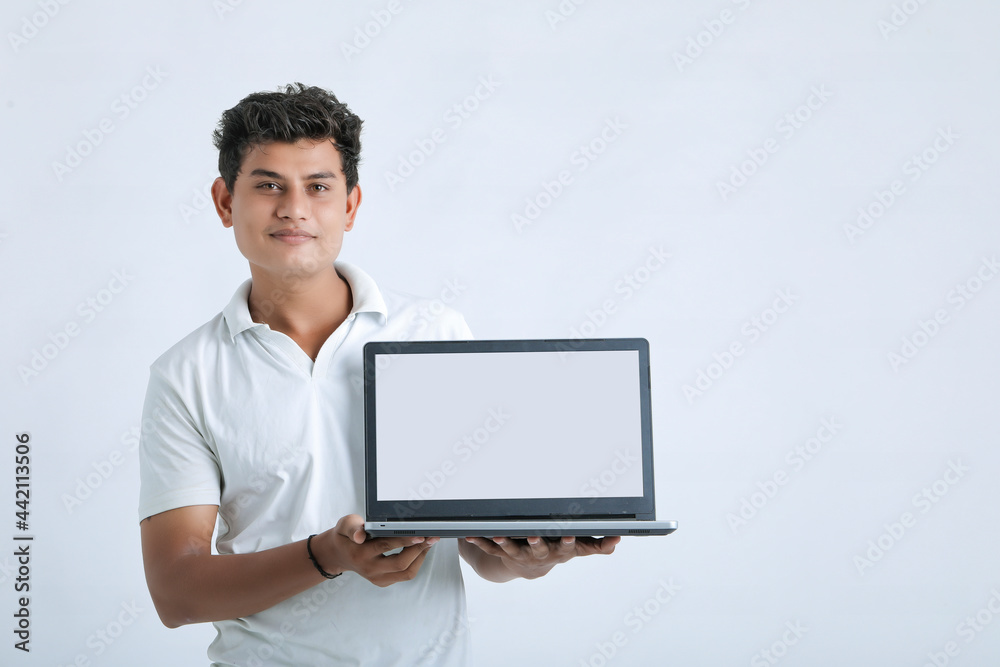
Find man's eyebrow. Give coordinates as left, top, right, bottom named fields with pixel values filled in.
left=247, top=168, right=339, bottom=180
left=249, top=168, right=283, bottom=179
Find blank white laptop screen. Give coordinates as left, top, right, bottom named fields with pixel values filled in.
left=374, top=349, right=644, bottom=503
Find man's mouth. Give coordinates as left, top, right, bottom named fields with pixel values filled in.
left=270, top=229, right=314, bottom=243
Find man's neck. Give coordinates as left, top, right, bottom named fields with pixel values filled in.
left=247, top=265, right=354, bottom=360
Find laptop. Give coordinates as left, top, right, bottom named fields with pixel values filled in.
left=363, top=338, right=677, bottom=538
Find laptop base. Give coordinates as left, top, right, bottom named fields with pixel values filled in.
left=365, top=519, right=678, bottom=538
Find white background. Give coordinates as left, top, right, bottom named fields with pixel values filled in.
left=2, top=1, right=998, bottom=665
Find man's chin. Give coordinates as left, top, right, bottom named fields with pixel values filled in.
left=248, top=260, right=340, bottom=288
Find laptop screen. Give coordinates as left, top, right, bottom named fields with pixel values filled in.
left=364, top=339, right=656, bottom=521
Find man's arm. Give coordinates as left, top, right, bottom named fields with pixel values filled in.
left=140, top=506, right=437, bottom=628
left=458, top=535, right=620, bottom=583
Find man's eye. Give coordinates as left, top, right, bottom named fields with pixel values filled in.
left=257, top=183, right=279, bottom=190
left=311, top=184, right=328, bottom=192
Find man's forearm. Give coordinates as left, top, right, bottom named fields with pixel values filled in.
left=142, top=510, right=436, bottom=627
left=140, top=506, right=336, bottom=629
left=149, top=538, right=330, bottom=628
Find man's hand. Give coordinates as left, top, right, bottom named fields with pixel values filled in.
left=460, top=535, right=620, bottom=582
left=311, top=514, right=439, bottom=587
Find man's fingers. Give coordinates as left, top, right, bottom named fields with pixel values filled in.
left=578, top=536, right=620, bottom=555
left=474, top=534, right=620, bottom=559
left=525, top=536, right=550, bottom=560
left=601, top=536, right=622, bottom=553
left=360, top=534, right=429, bottom=557
left=399, top=542, right=432, bottom=577
left=470, top=535, right=579, bottom=560
left=369, top=542, right=433, bottom=586
left=335, top=513, right=366, bottom=540
left=490, top=537, right=528, bottom=559
left=464, top=536, right=503, bottom=558
left=382, top=539, right=437, bottom=567
left=333, top=514, right=426, bottom=549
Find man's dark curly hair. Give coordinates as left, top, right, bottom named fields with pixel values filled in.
left=212, top=83, right=363, bottom=194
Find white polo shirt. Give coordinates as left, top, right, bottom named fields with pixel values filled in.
left=138, top=262, right=473, bottom=667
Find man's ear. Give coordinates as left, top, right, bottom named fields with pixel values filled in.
left=212, top=177, right=234, bottom=228
left=344, top=183, right=362, bottom=232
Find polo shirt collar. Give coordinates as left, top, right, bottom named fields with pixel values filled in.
left=222, top=261, right=388, bottom=341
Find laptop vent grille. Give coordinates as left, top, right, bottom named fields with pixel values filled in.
left=627, top=529, right=651, bottom=535
left=393, top=530, right=416, bottom=535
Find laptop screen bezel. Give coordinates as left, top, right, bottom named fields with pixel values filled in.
left=363, top=338, right=656, bottom=522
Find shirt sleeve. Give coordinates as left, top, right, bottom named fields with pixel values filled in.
left=137, top=363, right=222, bottom=521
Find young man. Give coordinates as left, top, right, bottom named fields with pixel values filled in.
left=138, top=83, right=619, bottom=666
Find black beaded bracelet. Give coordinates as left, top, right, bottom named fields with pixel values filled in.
left=306, top=534, right=341, bottom=579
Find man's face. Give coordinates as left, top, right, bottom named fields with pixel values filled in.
left=212, top=138, right=361, bottom=288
